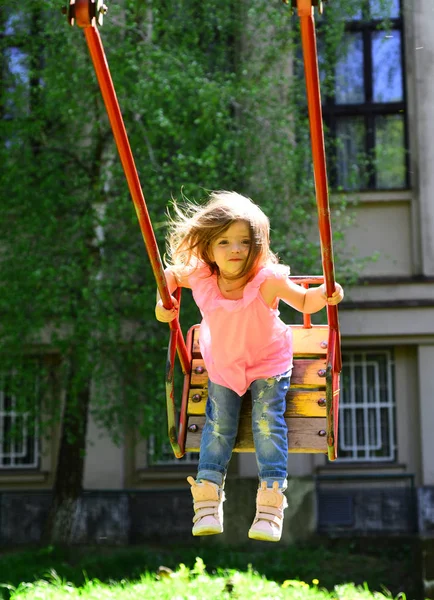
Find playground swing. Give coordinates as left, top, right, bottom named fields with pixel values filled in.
left=65, top=0, right=341, bottom=461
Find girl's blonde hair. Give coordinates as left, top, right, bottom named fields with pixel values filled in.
left=166, top=191, right=278, bottom=281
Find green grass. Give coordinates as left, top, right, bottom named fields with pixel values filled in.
left=0, top=540, right=421, bottom=600
left=1, top=558, right=411, bottom=600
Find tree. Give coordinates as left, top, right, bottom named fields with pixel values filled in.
left=0, top=0, right=243, bottom=543
left=0, top=0, right=392, bottom=543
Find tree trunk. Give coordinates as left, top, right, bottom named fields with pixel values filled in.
left=43, top=362, right=91, bottom=545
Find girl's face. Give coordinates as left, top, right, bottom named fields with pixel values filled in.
left=210, top=220, right=251, bottom=277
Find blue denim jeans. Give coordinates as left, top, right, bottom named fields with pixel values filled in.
left=196, top=371, right=291, bottom=490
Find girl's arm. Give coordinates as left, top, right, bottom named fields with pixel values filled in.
left=261, top=276, right=344, bottom=314
left=155, top=267, right=192, bottom=323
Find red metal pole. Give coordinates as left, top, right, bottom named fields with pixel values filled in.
left=301, top=283, right=312, bottom=328
left=77, top=23, right=189, bottom=373
left=297, top=0, right=341, bottom=371
left=297, top=3, right=336, bottom=301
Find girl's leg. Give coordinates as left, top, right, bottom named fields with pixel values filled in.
left=250, top=372, right=291, bottom=488
left=196, top=380, right=243, bottom=487
left=248, top=372, right=291, bottom=542
left=188, top=381, right=242, bottom=536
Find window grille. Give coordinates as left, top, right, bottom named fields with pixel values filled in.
left=0, top=373, right=39, bottom=469
left=338, top=350, right=396, bottom=462
left=148, top=435, right=199, bottom=466
left=321, top=0, right=408, bottom=190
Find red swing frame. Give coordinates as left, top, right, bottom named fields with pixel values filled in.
left=66, top=0, right=341, bottom=460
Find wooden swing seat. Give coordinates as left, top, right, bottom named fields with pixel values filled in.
left=184, top=324, right=331, bottom=454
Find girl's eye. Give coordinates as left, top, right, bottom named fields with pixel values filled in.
left=217, top=240, right=228, bottom=245
left=242, top=239, right=251, bottom=246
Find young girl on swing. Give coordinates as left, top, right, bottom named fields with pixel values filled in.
left=155, top=191, right=344, bottom=542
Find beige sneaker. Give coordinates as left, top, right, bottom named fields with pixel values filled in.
left=248, top=481, right=287, bottom=542
left=187, top=476, right=225, bottom=536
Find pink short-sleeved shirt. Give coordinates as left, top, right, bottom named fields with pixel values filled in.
left=188, top=264, right=293, bottom=396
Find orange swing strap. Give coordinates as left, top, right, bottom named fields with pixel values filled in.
left=65, top=0, right=189, bottom=457
left=294, top=0, right=342, bottom=459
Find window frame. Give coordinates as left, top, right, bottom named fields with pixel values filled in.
left=337, top=349, right=396, bottom=463
left=147, top=428, right=199, bottom=467
left=322, top=1, right=409, bottom=191
left=0, top=371, right=40, bottom=470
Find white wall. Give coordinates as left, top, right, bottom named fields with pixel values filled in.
left=411, top=0, right=434, bottom=276
left=83, top=413, right=124, bottom=489
left=418, top=345, right=434, bottom=485
left=344, top=198, right=414, bottom=277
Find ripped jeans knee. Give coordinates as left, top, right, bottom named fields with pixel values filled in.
left=250, top=370, right=292, bottom=486
left=196, top=371, right=292, bottom=489
left=197, top=380, right=243, bottom=486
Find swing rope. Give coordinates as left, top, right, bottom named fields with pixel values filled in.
left=68, top=4, right=190, bottom=378
left=296, top=1, right=342, bottom=457
left=297, top=0, right=342, bottom=370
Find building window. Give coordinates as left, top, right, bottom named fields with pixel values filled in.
left=0, top=371, right=39, bottom=469
left=338, top=350, right=396, bottom=462
left=148, top=435, right=199, bottom=466
left=147, top=404, right=199, bottom=466
left=322, top=0, right=407, bottom=190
